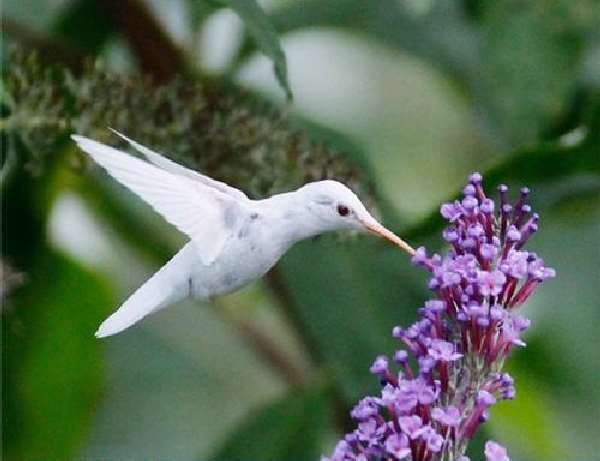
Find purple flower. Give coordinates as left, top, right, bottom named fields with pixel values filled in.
left=506, top=225, right=521, bottom=242
left=418, top=355, right=436, bottom=375
left=513, top=315, right=531, bottom=332
left=357, top=418, right=385, bottom=444
left=424, top=429, right=444, bottom=452
left=370, top=355, right=389, bottom=375
left=398, top=415, right=423, bottom=439
left=464, top=184, right=476, bottom=196
left=480, top=243, right=498, bottom=260
left=528, top=258, right=556, bottom=280
left=424, top=299, right=446, bottom=313
left=462, top=195, right=478, bottom=211
left=467, top=223, right=484, bottom=238
left=469, top=172, right=483, bottom=183
left=441, top=269, right=461, bottom=287
left=431, top=405, right=461, bottom=427
left=466, top=301, right=485, bottom=318
left=323, top=173, right=555, bottom=461
left=381, top=380, right=419, bottom=413
left=452, top=254, right=479, bottom=277
left=477, top=270, right=506, bottom=296
left=402, top=378, right=437, bottom=405
left=503, top=387, right=516, bottom=399
left=477, top=390, right=496, bottom=407
left=481, top=198, right=495, bottom=213
left=488, top=373, right=516, bottom=400
left=500, top=250, right=529, bottom=279
left=381, top=384, right=401, bottom=407
left=501, top=316, right=529, bottom=347
left=490, top=306, right=504, bottom=320
left=394, top=349, right=408, bottom=364
left=411, top=246, right=429, bottom=266
left=351, top=397, right=380, bottom=421
left=385, top=433, right=411, bottom=459
left=429, top=339, right=462, bottom=362
left=443, top=227, right=459, bottom=243
left=440, top=202, right=462, bottom=222
left=409, top=424, right=444, bottom=452
left=485, top=441, right=510, bottom=461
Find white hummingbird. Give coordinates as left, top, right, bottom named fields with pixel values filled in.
left=72, top=130, right=415, bottom=338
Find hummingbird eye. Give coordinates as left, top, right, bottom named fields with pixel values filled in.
left=337, top=204, right=350, bottom=217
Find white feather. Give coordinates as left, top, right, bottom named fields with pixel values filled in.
left=95, top=242, right=196, bottom=338
left=107, top=128, right=249, bottom=201
left=72, top=132, right=411, bottom=338
left=72, top=134, right=237, bottom=265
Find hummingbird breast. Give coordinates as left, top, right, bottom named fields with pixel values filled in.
left=187, top=209, right=289, bottom=298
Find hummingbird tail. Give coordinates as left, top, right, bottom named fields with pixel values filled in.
left=95, top=243, right=197, bottom=338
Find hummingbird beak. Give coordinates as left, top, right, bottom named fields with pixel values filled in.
left=361, top=218, right=416, bottom=256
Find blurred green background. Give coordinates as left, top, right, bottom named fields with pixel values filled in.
left=2, top=1, right=600, bottom=460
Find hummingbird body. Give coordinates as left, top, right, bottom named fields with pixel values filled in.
left=72, top=131, right=413, bottom=338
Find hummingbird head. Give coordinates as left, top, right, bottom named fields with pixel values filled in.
left=299, top=180, right=415, bottom=255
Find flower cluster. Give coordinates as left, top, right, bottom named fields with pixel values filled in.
left=323, top=173, right=555, bottom=461
left=4, top=48, right=374, bottom=205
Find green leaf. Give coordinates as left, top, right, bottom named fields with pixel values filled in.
left=212, top=386, right=334, bottom=460
left=3, top=249, right=112, bottom=460
left=266, top=0, right=598, bottom=145
left=266, top=0, right=479, bottom=93
left=2, top=138, right=110, bottom=460
left=479, top=0, right=597, bottom=145
left=52, top=0, right=114, bottom=54
left=217, top=0, right=292, bottom=99
left=188, top=0, right=220, bottom=32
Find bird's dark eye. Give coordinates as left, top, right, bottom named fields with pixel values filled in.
left=337, top=204, right=350, bottom=217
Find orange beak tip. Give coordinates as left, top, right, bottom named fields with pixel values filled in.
left=362, top=220, right=415, bottom=256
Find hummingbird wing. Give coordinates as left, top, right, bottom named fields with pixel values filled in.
left=72, top=134, right=240, bottom=265
left=108, top=128, right=249, bottom=201
left=95, top=242, right=197, bottom=338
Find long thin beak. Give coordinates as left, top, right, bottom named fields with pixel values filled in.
left=362, top=219, right=416, bottom=256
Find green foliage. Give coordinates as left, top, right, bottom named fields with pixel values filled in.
left=52, top=0, right=114, bottom=54
left=215, top=0, right=292, bottom=99
left=266, top=0, right=480, bottom=87
left=404, top=124, right=600, bottom=247
left=3, top=0, right=600, bottom=459
left=267, top=0, right=599, bottom=147
left=213, top=387, right=334, bottom=460
left=3, top=249, right=112, bottom=460
left=479, top=0, right=597, bottom=145
left=3, top=49, right=371, bottom=202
